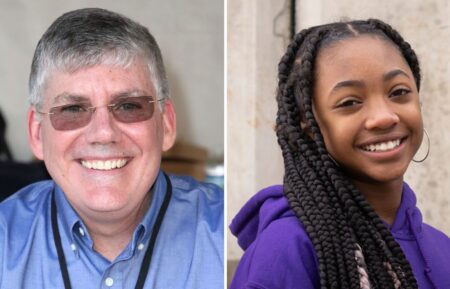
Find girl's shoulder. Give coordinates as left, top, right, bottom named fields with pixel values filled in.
left=230, top=185, right=319, bottom=289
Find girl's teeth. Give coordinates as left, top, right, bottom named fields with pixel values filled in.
left=363, top=139, right=401, bottom=152
left=81, top=159, right=128, bottom=170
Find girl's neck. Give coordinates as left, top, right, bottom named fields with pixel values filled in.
left=350, top=178, right=404, bottom=226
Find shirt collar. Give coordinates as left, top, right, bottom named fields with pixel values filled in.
left=54, top=184, right=83, bottom=245
left=53, top=170, right=169, bottom=254
left=129, top=170, right=169, bottom=252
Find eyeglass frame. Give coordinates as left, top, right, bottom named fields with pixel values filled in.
left=36, top=95, right=167, bottom=131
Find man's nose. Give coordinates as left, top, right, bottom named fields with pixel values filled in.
left=364, top=100, right=400, bottom=130
left=84, top=107, right=121, bottom=144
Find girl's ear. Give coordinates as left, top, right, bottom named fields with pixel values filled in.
left=27, top=108, right=44, bottom=160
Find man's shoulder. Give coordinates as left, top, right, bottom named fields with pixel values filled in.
left=168, top=174, right=223, bottom=204
left=0, top=180, right=54, bottom=223
left=165, top=174, right=223, bottom=235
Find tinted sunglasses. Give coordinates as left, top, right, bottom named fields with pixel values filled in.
left=37, top=96, right=164, bottom=131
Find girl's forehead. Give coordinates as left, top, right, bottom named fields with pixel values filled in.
left=312, top=35, right=415, bottom=95
left=317, top=35, right=399, bottom=59
left=314, top=35, right=408, bottom=73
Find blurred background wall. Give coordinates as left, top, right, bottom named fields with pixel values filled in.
left=0, top=0, right=224, bottom=162
left=227, top=0, right=449, bottom=283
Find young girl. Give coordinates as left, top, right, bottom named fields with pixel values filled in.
left=230, top=19, right=450, bottom=289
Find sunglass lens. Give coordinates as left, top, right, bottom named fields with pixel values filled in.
left=50, top=106, right=91, bottom=131
left=48, top=96, right=156, bottom=130
left=112, top=97, right=154, bottom=123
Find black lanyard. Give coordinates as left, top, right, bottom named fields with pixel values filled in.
left=51, top=173, right=172, bottom=289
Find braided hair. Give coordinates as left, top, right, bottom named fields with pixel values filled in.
left=276, top=19, right=420, bottom=289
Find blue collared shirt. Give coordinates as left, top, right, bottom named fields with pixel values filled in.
left=0, top=171, right=223, bottom=289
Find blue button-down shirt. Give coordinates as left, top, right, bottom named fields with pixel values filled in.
left=0, top=171, right=223, bottom=289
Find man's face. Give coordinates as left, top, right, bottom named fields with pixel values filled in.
left=28, top=61, right=176, bottom=220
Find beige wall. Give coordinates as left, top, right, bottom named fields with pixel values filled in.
left=228, top=0, right=450, bottom=263
left=227, top=0, right=287, bottom=259
left=0, top=0, right=224, bottom=161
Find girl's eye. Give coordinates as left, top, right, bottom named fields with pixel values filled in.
left=390, top=88, right=411, bottom=98
left=336, top=99, right=361, bottom=108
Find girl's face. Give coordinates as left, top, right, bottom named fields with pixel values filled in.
left=312, top=35, right=423, bottom=186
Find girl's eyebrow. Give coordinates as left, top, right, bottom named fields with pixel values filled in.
left=330, top=69, right=411, bottom=94
left=383, top=69, right=410, bottom=81
left=332, top=80, right=365, bottom=92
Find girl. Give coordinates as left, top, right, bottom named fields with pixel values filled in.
left=230, top=19, right=450, bottom=289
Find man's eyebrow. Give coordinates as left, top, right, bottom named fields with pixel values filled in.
left=383, top=69, right=410, bottom=82
left=51, top=89, right=152, bottom=104
left=52, top=93, right=89, bottom=105
left=111, top=89, right=150, bottom=100
left=331, top=80, right=365, bottom=92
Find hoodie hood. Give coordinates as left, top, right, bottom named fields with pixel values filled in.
left=230, top=185, right=290, bottom=250
left=389, top=182, right=422, bottom=239
left=230, top=183, right=450, bottom=289
left=230, top=183, right=423, bottom=249
left=395, top=183, right=449, bottom=289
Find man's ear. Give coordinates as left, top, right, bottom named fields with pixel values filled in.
left=161, top=100, right=176, bottom=152
left=27, top=108, right=44, bottom=160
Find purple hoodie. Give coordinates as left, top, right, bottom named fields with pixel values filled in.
left=230, top=183, right=450, bottom=289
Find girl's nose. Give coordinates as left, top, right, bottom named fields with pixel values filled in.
left=364, top=101, right=400, bottom=130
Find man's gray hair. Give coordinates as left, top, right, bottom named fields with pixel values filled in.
left=29, top=8, right=169, bottom=110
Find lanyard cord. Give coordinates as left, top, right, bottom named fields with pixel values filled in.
left=51, top=172, right=173, bottom=289
left=51, top=185, right=72, bottom=289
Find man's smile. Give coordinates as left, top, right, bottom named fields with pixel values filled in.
left=80, top=158, right=129, bottom=170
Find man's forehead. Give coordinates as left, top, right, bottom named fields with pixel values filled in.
left=42, top=63, right=156, bottom=106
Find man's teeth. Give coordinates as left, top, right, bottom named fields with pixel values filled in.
left=363, top=139, right=401, bottom=152
left=81, top=159, right=127, bottom=170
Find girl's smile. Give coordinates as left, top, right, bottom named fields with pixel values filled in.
left=358, top=135, right=407, bottom=160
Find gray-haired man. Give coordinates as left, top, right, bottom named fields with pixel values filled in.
left=0, top=8, right=223, bottom=289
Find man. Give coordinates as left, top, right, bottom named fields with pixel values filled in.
left=0, top=8, right=223, bottom=289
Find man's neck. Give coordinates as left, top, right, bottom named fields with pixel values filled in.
left=81, top=193, right=151, bottom=261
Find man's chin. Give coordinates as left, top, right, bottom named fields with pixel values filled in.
left=77, top=191, right=131, bottom=213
